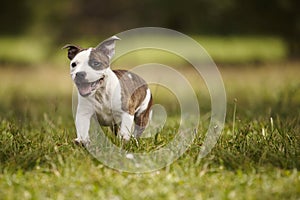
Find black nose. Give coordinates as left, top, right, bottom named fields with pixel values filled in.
left=76, top=72, right=86, bottom=79
left=75, top=71, right=86, bottom=80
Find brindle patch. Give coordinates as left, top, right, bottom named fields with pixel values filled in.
left=134, top=94, right=153, bottom=137
left=113, top=70, right=149, bottom=115
left=88, top=48, right=109, bottom=70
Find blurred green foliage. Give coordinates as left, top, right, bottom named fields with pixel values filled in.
left=0, top=0, right=299, bottom=59
left=0, top=35, right=287, bottom=66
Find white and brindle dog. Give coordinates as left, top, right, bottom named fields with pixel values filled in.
left=63, top=36, right=152, bottom=145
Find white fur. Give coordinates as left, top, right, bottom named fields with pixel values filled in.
left=75, top=94, right=94, bottom=143
left=120, top=113, right=134, bottom=140
left=136, top=88, right=151, bottom=116
left=73, top=66, right=142, bottom=144
left=74, top=67, right=131, bottom=144
left=70, top=48, right=107, bottom=83
left=68, top=37, right=150, bottom=145
left=92, top=69, right=122, bottom=126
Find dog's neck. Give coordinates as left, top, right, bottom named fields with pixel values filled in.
left=92, top=67, right=119, bottom=98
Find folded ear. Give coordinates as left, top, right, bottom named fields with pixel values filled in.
left=95, top=36, right=120, bottom=59
left=62, top=44, right=83, bottom=60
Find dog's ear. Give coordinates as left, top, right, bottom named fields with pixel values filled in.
left=62, top=44, right=83, bottom=60
left=95, top=36, right=120, bottom=59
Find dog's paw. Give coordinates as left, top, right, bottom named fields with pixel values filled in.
left=122, top=134, right=131, bottom=142
left=74, top=138, right=90, bottom=147
left=74, top=137, right=81, bottom=143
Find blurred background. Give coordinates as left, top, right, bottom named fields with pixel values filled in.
left=0, top=0, right=299, bottom=65
left=0, top=0, right=299, bottom=120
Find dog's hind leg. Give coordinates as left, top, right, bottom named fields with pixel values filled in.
left=133, top=96, right=152, bottom=138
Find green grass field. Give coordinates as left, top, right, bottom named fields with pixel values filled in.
left=0, top=61, right=299, bottom=199
left=0, top=35, right=299, bottom=199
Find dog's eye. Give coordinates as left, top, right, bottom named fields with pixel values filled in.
left=71, top=62, right=77, bottom=68
left=93, top=61, right=101, bottom=67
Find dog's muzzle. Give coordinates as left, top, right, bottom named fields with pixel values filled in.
left=75, top=72, right=105, bottom=97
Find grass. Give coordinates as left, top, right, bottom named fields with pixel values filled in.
left=0, top=61, right=299, bottom=199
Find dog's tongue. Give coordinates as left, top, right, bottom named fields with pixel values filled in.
left=77, top=83, right=92, bottom=97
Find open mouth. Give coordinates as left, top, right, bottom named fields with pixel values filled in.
left=76, top=76, right=104, bottom=97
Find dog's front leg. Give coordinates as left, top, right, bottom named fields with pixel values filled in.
left=119, top=113, right=134, bottom=141
left=75, top=96, right=94, bottom=146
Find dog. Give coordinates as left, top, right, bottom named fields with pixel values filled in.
left=63, top=36, right=152, bottom=145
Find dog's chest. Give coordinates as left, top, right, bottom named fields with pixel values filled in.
left=93, top=75, right=122, bottom=126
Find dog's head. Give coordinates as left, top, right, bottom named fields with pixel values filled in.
left=63, top=36, right=120, bottom=97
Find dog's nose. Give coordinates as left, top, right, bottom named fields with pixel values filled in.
left=75, top=71, right=87, bottom=80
